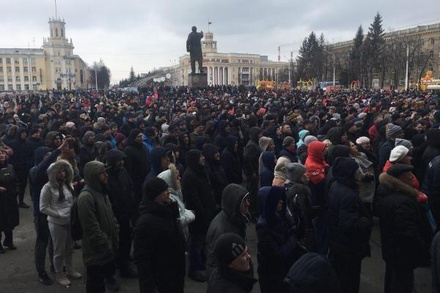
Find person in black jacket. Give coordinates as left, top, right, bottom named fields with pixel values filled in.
left=205, top=184, right=250, bottom=277
left=378, top=164, right=430, bottom=293
left=134, top=177, right=186, bottom=293
left=105, top=149, right=137, bottom=278
left=10, top=127, right=34, bottom=208
left=0, top=146, right=18, bottom=251
left=327, top=157, right=372, bottom=293
left=256, top=185, right=304, bottom=293
left=203, top=144, right=228, bottom=205
left=182, top=149, right=218, bottom=282
left=123, top=129, right=150, bottom=208
left=221, top=135, right=242, bottom=185
left=243, top=127, right=263, bottom=217
left=207, top=233, right=257, bottom=293
left=284, top=252, right=341, bottom=293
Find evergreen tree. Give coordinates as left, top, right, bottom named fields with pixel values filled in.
left=296, top=32, right=325, bottom=82
left=364, top=12, right=385, bottom=88
left=129, top=66, right=136, bottom=83
left=350, top=26, right=364, bottom=83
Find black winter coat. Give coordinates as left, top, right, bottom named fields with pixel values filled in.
left=207, top=267, right=257, bottom=293
left=256, top=186, right=304, bottom=293
left=0, top=162, right=18, bottom=231
left=327, top=180, right=372, bottom=259
left=378, top=173, right=430, bottom=269
left=182, top=151, right=218, bottom=235
left=133, top=200, right=186, bottom=293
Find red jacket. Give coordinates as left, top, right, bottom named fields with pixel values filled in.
left=305, top=141, right=329, bottom=184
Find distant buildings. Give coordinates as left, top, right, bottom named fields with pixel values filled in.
left=0, top=17, right=89, bottom=91
left=328, top=22, right=440, bottom=89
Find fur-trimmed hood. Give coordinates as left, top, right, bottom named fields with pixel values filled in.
left=47, top=159, right=74, bottom=188
left=157, top=163, right=181, bottom=193
left=378, top=172, right=418, bottom=198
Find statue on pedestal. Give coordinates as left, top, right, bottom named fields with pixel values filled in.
left=186, top=26, right=204, bottom=74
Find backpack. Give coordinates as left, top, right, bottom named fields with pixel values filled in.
left=70, top=186, right=97, bottom=241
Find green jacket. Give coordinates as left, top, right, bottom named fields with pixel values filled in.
left=77, top=161, right=118, bottom=266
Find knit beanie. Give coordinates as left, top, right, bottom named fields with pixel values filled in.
left=114, top=133, right=126, bottom=144
left=143, top=177, right=169, bottom=202
left=65, top=121, right=75, bottom=129
left=286, top=162, right=306, bottom=183
left=83, top=131, right=95, bottom=141
left=386, top=123, right=403, bottom=139
left=214, top=233, right=246, bottom=267
left=259, top=136, right=272, bottom=152
left=395, top=138, right=413, bottom=150
left=283, top=136, right=295, bottom=147
left=304, top=135, right=318, bottom=146
left=389, top=145, right=409, bottom=163
left=355, top=136, right=370, bottom=145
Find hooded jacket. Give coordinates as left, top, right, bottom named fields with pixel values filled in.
left=204, top=143, right=228, bottom=205
left=39, top=160, right=74, bottom=225
left=221, top=135, right=242, bottom=184
left=377, top=172, right=430, bottom=269
left=206, top=184, right=249, bottom=277
left=144, top=147, right=168, bottom=182
left=77, top=161, right=118, bottom=266
left=182, top=149, right=218, bottom=234
left=243, top=127, right=262, bottom=177
left=123, top=129, right=150, bottom=205
left=256, top=186, right=304, bottom=293
left=284, top=252, right=341, bottom=293
left=327, top=157, right=372, bottom=259
left=134, top=188, right=186, bottom=293
left=9, top=128, right=33, bottom=170
left=157, top=164, right=195, bottom=240
left=260, top=151, right=275, bottom=187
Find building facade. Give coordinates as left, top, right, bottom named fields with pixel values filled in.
left=327, top=22, right=440, bottom=89
left=0, top=17, right=89, bottom=92
left=177, top=31, right=288, bottom=86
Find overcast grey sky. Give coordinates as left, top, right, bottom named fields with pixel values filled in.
left=2, top=0, right=440, bottom=84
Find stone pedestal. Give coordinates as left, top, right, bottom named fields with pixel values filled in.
left=188, top=73, right=208, bottom=88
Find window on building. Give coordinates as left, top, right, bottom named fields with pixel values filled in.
left=23, top=67, right=28, bottom=72
left=23, top=58, right=28, bottom=64
left=55, top=28, right=58, bottom=37
left=0, top=77, right=4, bottom=82
left=31, top=58, right=36, bottom=64
left=8, top=84, right=13, bottom=90
left=0, top=67, right=2, bottom=73
left=0, top=85, right=4, bottom=91
left=7, top=68, right=11, bottom=73
left=15, top=67, right=20, bottom=72
left=6, top=58, right=11, bottom=64
left=7, top=77, right=12, bottom=82
left=430, top=51, right=434, bottom=58
left=32, top=67, right=36, bottom=72
left=16, top=76, right=20, bottom=82
left=24, top=76, right=29, bottom=82
left=32, top=76, right=37, bottom=82
left=431, top=38, right=435, bottom=45
left=25, top=84, right=29, bottom=90
left=61, top=28, right=64, bottom=37
left=16, top=84, right=21, bottom=90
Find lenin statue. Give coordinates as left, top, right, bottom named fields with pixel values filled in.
left=186, top=26, right=204, bottom=74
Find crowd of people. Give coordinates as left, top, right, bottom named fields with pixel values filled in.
left=0, top=85, right=440, bottom=292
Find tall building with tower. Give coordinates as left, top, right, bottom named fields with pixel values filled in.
left=0, top=16, right=89, bottom=91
